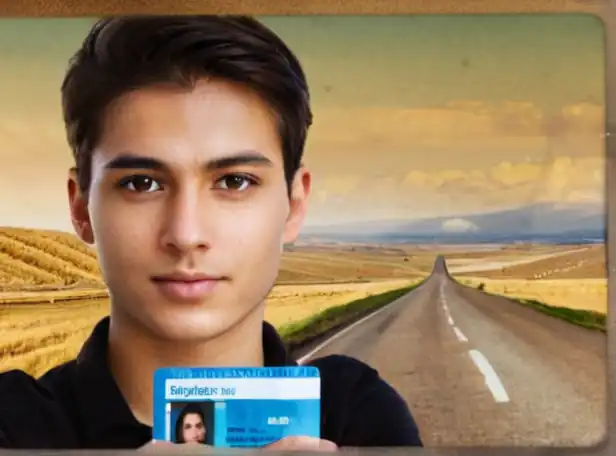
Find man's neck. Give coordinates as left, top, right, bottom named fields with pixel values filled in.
left=107, top=306, right=266, bottom=426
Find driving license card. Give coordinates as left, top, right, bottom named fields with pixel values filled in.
left=153, top=366, right=321, bottom=448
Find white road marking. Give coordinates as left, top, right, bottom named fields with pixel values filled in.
left=442, top=296, right=455, bottom=326
left=452, top=326, right=468, bottom=342
left=468, top=349, right=510, bottom=403
left=441, top=287, right=464, bottom=337
left=443, top=288, right=505, bottom=401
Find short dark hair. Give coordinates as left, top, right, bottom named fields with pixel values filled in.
left=62, top=15, right=312, bottom=194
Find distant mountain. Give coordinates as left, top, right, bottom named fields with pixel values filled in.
left=301, top=202, right=605, bottom=244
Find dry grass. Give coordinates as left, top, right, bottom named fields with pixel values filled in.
left=277, top=243, right=566, bottom=283
left=264, top=279, right=415, bottom=328
left=439, top=244, right=572, bottom=261
left=455, top=245, right=606, bottom=279
left=0, top=227, right=101, bottom=291
left=0, top=288, right=109, bottom=305
left=458, top=277, right=607, bottom=314
left=0, top=298, right=110, bottom=377
left=278, top=245, right=431, bottom=283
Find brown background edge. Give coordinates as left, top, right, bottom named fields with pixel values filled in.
left=0, top=0, right=612, bottom=455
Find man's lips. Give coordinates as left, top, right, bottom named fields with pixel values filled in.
left=151, top=273, right=227, bottom=302
left=151, top=271, right=226, bottom=282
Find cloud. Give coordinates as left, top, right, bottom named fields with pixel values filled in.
left=309, top=175, right=363, bottom=205
left=441, top=218, right=479, bottom=233
left=489, top=162, right=542, bottom=187
left=541, top=156, right=604, bottom=202
left=397, top=156, right=604, bottom=206
left=308, top=100, right=604, bottom=150
left=559, top=102, right=605, bottom=135
left=308, top=154, right=605, bottom=222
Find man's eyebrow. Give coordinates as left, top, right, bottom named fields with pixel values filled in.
left=104, top=154, right=165, bottom=170
left=205, top=152, right=273, bottom=171
left=103, top=152, right=273, bottom=172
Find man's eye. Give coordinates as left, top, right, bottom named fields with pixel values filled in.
left=118, top=175, right=162, bottom=193
left=214, top=174, right=257, bottom=191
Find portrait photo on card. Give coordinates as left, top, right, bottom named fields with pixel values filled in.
left=171, top=401, right=216, bottom=445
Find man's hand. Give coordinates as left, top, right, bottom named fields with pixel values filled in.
left=138, top=440, right=213, bottom=453
left=263, top=436, right=338, bottom=452
left=139, top=436, right=338, bottom=452
left=138, top=440, right=172, bottom=452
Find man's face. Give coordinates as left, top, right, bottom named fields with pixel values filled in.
left=68, top=78, right=310, bottom=341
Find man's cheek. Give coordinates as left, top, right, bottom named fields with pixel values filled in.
left=227, top=224, right=280, bottom=270
left=237, top=227, right=282, bottom=263
left=97, top=230, right=144, bottom=272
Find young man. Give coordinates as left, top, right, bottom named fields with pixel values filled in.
left=0, top=16, right=423, bottom=450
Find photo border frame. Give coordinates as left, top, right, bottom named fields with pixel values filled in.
left=0, top=1, right=612, bottom=455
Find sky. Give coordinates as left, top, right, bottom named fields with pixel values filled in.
left=0, top=14, right=606, bottom=232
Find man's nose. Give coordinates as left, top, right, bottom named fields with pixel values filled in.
left=159, top=189, right=211, bottom=254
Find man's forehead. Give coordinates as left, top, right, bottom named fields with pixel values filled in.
left=104, top=79, right=278, bottom=128
left=93, top=83, right=282, bottom=166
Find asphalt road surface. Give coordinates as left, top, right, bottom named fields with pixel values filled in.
left=298, top=257, right=607, bottom=447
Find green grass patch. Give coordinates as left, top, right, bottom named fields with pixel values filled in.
left=455, top=277, right=606, bottom=332
left=279, top=281, right=423, bottom=347
left=514, top=298, right=606, bottom=333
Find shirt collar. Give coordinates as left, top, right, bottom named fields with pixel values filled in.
left=72, top=316, right=296, bottom=445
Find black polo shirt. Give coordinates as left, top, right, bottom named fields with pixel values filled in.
left=0, top=317, right=422, bottom=449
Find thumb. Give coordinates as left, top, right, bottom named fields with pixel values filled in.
left=138, top=440, right=175, bottom=452
left=263, top=436, right=338, bottom=451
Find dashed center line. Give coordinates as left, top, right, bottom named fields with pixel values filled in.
left=440, top=281, right=510, bottom=404
left=452, top=326, right=468, bottom=342
left=468, top=349, right=510, bottom=403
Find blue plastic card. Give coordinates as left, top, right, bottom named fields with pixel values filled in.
left=153, top=366, right=321, bottom=448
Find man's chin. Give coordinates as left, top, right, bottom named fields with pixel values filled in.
left=149, top=318, right=230, bottom=342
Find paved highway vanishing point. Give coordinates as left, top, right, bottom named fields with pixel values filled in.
left=299, top=256, right=607, bottom=447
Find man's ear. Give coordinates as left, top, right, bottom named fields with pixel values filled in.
left=283, top=166, right=311, bottom=245
left=67, top=167, right=95, bottom=245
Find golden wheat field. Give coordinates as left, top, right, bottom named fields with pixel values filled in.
left=0, top=228, right=102, bottom=291
left=457, top=277, right=608, bottom=313
left=265, top=279, right=416, bottom=328
left=0, top=226, right=607, bottom=378
left=455, top=244, right=606, bottom=280
left=453, top=245, right=608, bottom=313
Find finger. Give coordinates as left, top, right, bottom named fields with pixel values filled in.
left=263, top=436, right=338, bottom=452
left=138, top=440, right=176, bottom=452
left=316, top=439, right=338, bottom=451
left=143, top=441, right=215, bottom=454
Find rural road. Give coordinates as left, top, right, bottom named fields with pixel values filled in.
left=298, top=257, right=607, bottom=447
